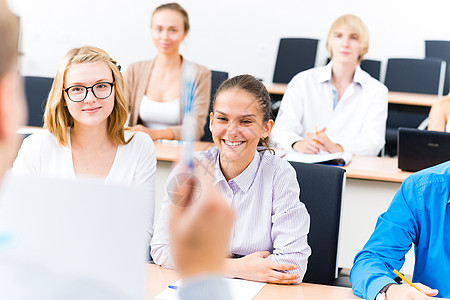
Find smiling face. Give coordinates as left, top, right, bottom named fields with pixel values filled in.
left=151, top=9, right=186, bottom=55
left=210, top=89, right=273, bottom=171
left=64, top=61, right=115, bottom=130
left=329, top=26, right=361, bottom=65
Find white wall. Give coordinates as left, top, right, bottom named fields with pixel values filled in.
left=8, top=0, right=450, bottom=82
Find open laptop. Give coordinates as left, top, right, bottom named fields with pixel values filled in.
left=0, top=173, right=150, bottom=300
left=398, top=127, right=450, bottom=172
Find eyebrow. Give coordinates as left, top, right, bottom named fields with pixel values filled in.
left=153, top=24, right=179, bottom=29
left=66, top=78, right=112, bottom=86
left=215, top=110, right=257, bottom=118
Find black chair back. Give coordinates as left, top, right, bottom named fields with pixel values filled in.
left=384, top=58, right=446, bottom=95
left=288, top=161, right=346, bottom=285
left=273, top=38, right=318, bottom=84
left=360, top=59, right=381, bottom=81
left=425, top=40, right=450, bottom=95
left=200, top=70, right=228, bottom=142
left=24, top=76, right=53, bottom=127
left=383, top=58, right=445, bottom=156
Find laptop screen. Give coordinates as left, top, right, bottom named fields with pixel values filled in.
left=398, top=127, right=450, bottom=172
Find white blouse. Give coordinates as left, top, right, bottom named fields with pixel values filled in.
left=139, top=95, right=180, bottom=130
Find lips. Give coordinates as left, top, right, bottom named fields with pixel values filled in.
left=223, top=139, right=244, bottom=147
left=82, top=107, right=101, bottom=113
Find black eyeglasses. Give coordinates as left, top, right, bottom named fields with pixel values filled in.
left=64, top=82, right=115, bottom=102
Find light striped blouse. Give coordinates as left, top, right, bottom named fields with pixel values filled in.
left=151, top=147, right=311, bottom=280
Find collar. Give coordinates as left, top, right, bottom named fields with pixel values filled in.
left=317, top=62, right=366, bottom=87
left=213, top=150, right=261, bottom=193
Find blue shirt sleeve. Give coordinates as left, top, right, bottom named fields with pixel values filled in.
left=350, top=176, right=421, bottom=300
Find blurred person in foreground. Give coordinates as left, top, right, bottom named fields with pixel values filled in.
left=0, top=1, right=233, bottom=298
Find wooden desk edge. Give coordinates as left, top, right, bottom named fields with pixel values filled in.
left=344, top=169, right=408, bottom=183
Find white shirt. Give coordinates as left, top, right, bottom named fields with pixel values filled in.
left=139, top=95, right=180, bottom=130
left=271, top=63, right=388, bottom=156
left=12, top=129, right=156, bottom=244
left=151, top=147, right=311, bottom=281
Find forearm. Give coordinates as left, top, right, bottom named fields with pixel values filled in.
left=350, top=253, right=397, bottom=300
left=150, top=243, right=176, bottom=269
left=150, top=128, right=175, bottom=140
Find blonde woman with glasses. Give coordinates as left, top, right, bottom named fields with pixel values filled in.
left=13, top=46, right=156, bottom=244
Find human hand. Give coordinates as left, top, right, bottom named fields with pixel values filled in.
left=386, top=283, right=438, bottom=300
left=224, top=251, right=300, bottom=284
left=292, top=127, right=326, bottom=154
left=129, top=125, right=167, bottom=141
left=169, top=162, right=234, bottom=279
left=292, top=136, right=320, bottom=154
left=130, top=124, right=150, bottom=135
left=315, top=131, right=343, bottom=153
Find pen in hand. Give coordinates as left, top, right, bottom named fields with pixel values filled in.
left=393, top=269, right=424, bottom=294
left=315, top=126, right=319, bottom=145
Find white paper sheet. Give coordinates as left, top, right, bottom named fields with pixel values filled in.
left=155, top=278, right=266, bottom=300
left=283, top=150, right=352, bottom=165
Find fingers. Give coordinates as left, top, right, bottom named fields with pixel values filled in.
left=415, top=283, right=439, bottom=296
left=302, top=135, right=321, bottom=153
left=253, top=251, right=272, bottom=258
left=266, top=270, right=300, bottom=284
left=267, top=261, right=298, bottom=271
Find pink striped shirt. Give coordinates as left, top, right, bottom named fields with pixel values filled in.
left=151, top=147, right=311, bottom=280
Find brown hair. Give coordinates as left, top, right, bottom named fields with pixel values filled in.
left=326, top=14, right=369, bottom=63
left=152, top=2, right=190, bottom=33
left=0, top=0, right=20, bottom=76
left=43, top=46, right=130, bottom=147
left=213, top=74, right=274, bottom=154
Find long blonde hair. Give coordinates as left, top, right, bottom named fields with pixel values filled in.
left=44, top=46, right=130, bottom=147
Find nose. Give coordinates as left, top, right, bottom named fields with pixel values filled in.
left=83, top=88, right=97, bottom=104
left=226, top=121, right=239, bottom=136
left=162, top=29, right=169, bottom=39
left=342, top=36, right=350, bottom=47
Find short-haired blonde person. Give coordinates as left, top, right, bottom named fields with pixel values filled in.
left=125, top=2, right=211, bottom=141
left=13, top=46, right=156, bottom=243
left=428, top=96, right=450, bottom=132
left=271, top=14, right=388, bottom=156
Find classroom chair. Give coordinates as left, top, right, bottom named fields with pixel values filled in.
left=384, top=57, right=446, bottom=95
left=200, top=70, right=229, bottom=142
left=272, top=38, right=319, bottom=84
left=288, top=161, right=346, bottom=286
left=359, top=59, right=381, bottom=81
left=24, top=76, right=53, bottom=127
left=383, top=58, right=446, bottom=156
left=425, top=40, right=450, bottom=95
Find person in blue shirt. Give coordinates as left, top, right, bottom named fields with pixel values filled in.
left=350, top=161, right=450, bottom=300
